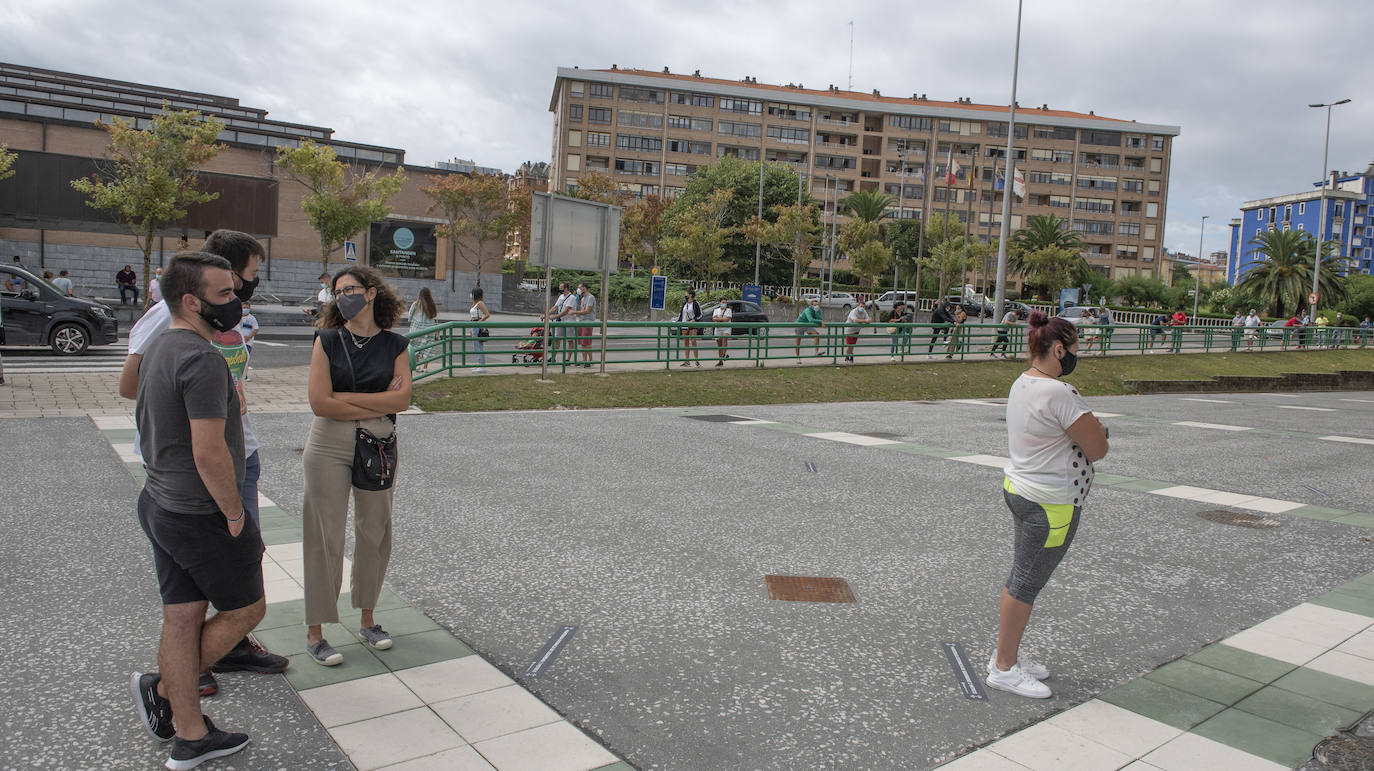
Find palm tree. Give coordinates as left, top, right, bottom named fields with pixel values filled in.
left=1009, top=214, right=1085, bottom=296
left=838, top=189, right=896, bottom=223
left=1237, top=229, right=1347, bottom=317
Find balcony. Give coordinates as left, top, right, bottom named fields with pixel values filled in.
left=818, top=117, right=860, bottom=128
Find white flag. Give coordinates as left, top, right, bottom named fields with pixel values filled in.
left=1012, top=168, right=1025, bottom=199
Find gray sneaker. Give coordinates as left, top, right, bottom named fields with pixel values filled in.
left=358, top=625, right=393, bottom=650
left=306, top=639, right=343, bottom=666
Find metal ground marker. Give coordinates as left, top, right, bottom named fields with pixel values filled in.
left=524, top=625, right=577, bottom=678
left=805, top=461, right=818, bottom=473
left=942, top=642, right=988, bottom=700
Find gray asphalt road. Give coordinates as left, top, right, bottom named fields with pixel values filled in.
left=242, top=391, right=1374, bottom=770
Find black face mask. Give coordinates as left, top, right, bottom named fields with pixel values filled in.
left=1057, top=349, right=1078, bottom=378
left=234, top=274, right=259, bottom=302
left=198, top=294, right=243, bottom=332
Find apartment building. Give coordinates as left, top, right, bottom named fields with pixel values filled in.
left=548, top=66, right=1180, bottom=281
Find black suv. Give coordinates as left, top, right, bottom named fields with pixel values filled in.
left=1, top=265, right=119, bottom=354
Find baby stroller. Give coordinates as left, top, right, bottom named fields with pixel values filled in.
left=512, top=325, right=546, bottom=364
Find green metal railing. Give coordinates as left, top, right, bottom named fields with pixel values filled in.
left=402, top=320, right=1371, bottom=380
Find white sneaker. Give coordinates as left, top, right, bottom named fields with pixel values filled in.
left=471, top=368, right=486, bottom=374
left=986, top=661, right=1052, bottom=699
left=890, top=356, right=897, bottom=362
left=988, top=653, right=1048, bottom=680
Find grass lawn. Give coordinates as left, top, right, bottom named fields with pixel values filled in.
left=412, top=349, right=1374, bottom=413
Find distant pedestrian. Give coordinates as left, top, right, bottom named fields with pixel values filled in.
left=545, top=282, right=573, bottom=363
left=794, top=297, right=825, bottom=363
left=712, top=300, right=732, bottom=366
left=888, top=303, right=910, bottom=361
left=1283, top=314, right=1301, bottom=351
left=42, top=269, right=54, bottom=282
left=239, top=301, right=259, bottom=358
left=1244, top=309, right=1261, bottom=350
left=844, top=302, right=870, bottom=363
left=987, top=310, right=1108, bottom=700
left=570, top=282, right=597, bottom=368
left=405, top=287, right=440, bottom=373
left=1080, top=308, right=1099, bottom=353
left=1169, top=308, right=1187, bottom=353
left=1230, top=312, right=1244, bottom=351
left=469, top=286, right=491, bottom=374
left=302, top=266, right=412, bottom=667
left=146, top=267, right=164, bottom=307
left=945, top=304, right=968, bottom=359
left=1097, top=307, right=1113, bottom=353
left=928, top=300, right=955, bottom=358
left=1147, top=313, right=1166, bottom=349
left=52, top=269, right=74, bottom=296
left=1299, top=312, right=1311, bottom=349
left=990, top=308, right=1018, bottom=358
left=1360, top=317, right=1371, bottom=348
left=128, top=252, right=263, bottom=767
left=117, top=264, right=139, bottom=304
left=678, top=288, right=702, bottom=367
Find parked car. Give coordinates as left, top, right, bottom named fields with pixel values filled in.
left=944, top=295, right=992, bottom=319
left=0, top=265, right=119, bottom=354
left=1000, top=300, right=1031, bottom=320
left=1055, top=306, right=1100, bottom=327
left=698, top=300, right=768, bottom=335
left=872, top=291, right=920, bottom=315
left=799, top=292, right=858, bottom=310
left=518, top=279, right=540, bottom=292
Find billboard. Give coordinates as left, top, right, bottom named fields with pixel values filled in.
left=529, top=192, right=621, bottom=273
left=369, top=220, right=437, bottom=279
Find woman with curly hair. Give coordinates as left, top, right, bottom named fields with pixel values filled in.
left=301, top=266, right=412, bottom=666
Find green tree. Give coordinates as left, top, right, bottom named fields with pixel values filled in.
left=1338, top=274, right=1374, bottom=320
left=839, top=218, right=892, bottom=293
left=838, top=189, right=896, bottom=222
left=1116, top=275, right=1170, bottom=308
left=1010, top=214, right=1082, bottom=280
left=882, top=219, right=924, bottom=295
left=275, top=140, right=407, bottom=273
left=661, top=188, right=735, bottom=286
left=919, top=212, right=984, bottom=298
left=424, top=172, right=516, bottom=289
left=569, top=172, right=630, bottom=206
left=620, top=194, right=670, bottom=275
left=1236, top=229, right=1347, bottom=317
left=741, top=201, right=821, bottom=297
left=70, top=106, right=225, bottom=296
left=1171, top=263, right=1193, bottom=287
left=1019, top=246, right=1088, bottom=299
left=0, top=144, right=15, bottom=182
left=664, top=157, right=815, bottom=285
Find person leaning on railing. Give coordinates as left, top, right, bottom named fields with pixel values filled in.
left=794, top=297, right=825, bottom=363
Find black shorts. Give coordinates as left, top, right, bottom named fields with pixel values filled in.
left=137, top=488, right=265, bottom=610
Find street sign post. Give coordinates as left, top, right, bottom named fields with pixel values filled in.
left=344, top=241, right=357, bottom=261
left=650, top=275, right=667, bottom=311
left=742, top=284, right=762, bottom=307
left=1309, top=292, right=1319, bottom=307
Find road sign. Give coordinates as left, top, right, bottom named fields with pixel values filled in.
left=1309, top=292, right=1319, bottom=306
left=742, top=284, right=762, bottom=306
left=650, top=275, right=667, bottom=311
left=344, top=241, right=357, bottom=261
left=651, top=266, right=659, bottom=276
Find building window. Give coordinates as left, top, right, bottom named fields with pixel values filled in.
left=1072, top=220, right=1114, bottom=235
left=986, top=122, right=1028, bottom=139
left=1032, top=125, right=1076, bottom=140
left=1151, top=136, right=1166, bottom=151
left=586, top=156, right=609, bottom=171
left=767, top=103, right=811, bottom=121
left=717, top=145, right=760, bottom=160
left=1334, top=202, right=1344, bottom=217
left=566, top=154, right=581, bottom=172
left=1285, top=205, right=1292, bottom=221
left=589, top=83, right=614, bottom=99
left=1257, top=209, right=1264, bottom=221
left=1030, top=148, right=1053, bottom=161
left=619, top=86, right=664, bottom=104
left=1079, top=152, right=1119, bottom=168
left=667, top=137, right=710, bottom=154
left=569, top=81, right=584, bottom=97
left=1052, top=150, right=1074, bottom=164
left=614, top=159, right=659, bottom=176
left=587, top=131, right=610, bottom=147
left=719, top=97, right=763, bottom=115
left=1080, top=130, right=1122, bottom=147
left=718, top=119, right=762, bottom=137
left=1299, top=202, right=1305, bottom=215
left=1124, top=156, right=1146, bottom=170
left=618, top=110, right=663, bottom=129
left=1122, top=179, right=1144, bottom=193
left=767, top=125, right=809, bottom=143
left=889, top=138, right=927, bottom=155
left=665, top=163, right=690, bottom=176
left=616, top=134, right=663, bottom=152
left=1117, top=245, right=1140, bottom=259
left=1125, top=135, right=1146, bottom=149
left=814, top=154, right=855, bottom=170
left=1028, top=171, right=1053, bottom=185
left=1146, top=202, right=1159, bottom=218
left=1149, top=158, right=1162, bottom=173
left=567, top=130, right=582, bottom=148
left=1077, top=175, right=1117, bottom=192
left=938, top=119, right=981, bottom=135
left=1118, top=222, right=1141, bottom=237
left=567, top=104, right=583, bottom=122
left=1075, top=197, right=1115, bottom=213
left=1144, top=224, right=1157, bottom=240
left=1048, top=195, right=1072, bottom=208
left=672, top=92, right=714, bottom=107
left=588, top=107, right=611, bottom=124
left=889, top=115, right=933, bottom=131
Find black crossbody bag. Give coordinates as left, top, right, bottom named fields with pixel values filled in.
left=337, top=329, right=398, bottom=491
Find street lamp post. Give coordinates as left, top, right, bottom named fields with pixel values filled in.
left=893, top=149, right=906, bottom=294
left=754, top=160, right=764, bottom=285
left=1309, top=98, right=1351, bottom=318
left=1194, top=215, right=1207, bottom=319
left=991, top=0, right=1025, bottom=323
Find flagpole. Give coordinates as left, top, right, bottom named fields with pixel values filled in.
left=985, top=157, right=999, bottom=293
left=963, top=164, right=974, bottom=300
left=992, top=0, right=1024, bottom=322
left=943, top=146, right=953, bottom=297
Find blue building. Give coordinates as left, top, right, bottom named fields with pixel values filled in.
left=1227, top=160, right=1374, bottom=284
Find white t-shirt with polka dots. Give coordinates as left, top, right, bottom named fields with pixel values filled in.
left=1003, top=373, right=1093, bottom=506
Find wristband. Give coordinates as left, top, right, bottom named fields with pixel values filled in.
left=227, top=511, right=244, bottom=523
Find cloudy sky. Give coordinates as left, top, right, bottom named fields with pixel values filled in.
left=4, top=0, right=1371, bottom=260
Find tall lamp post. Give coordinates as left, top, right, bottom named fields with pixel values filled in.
left=1193, top=215, right=1207, bottom=318
left=893, top=148, right=906, bottom=293
left=1309, top=98, right=1351, bottom=318
left=991, top=0, right=1024, bottom=322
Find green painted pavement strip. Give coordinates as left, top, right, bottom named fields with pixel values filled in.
left=1233, top=685, right=1363, bottom=737
left=1097, top=677, right=1226, bottom=730
left=1311, top=590, right=1374, bottom=617
left=1184, top=644, right=1296, bottom=684
left=1190, top=708, right=1323, bottom=768
left=1271, top=667, right=1374, bottom=713
left=1143, top=659, right=1265, bottom=705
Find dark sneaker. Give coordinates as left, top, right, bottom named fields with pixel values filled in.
left=358, top=625, right=393, bottom=651
left=165, top=715, right=249, bottom=770
left=198, top=672, right=217, bottom=698
left=306, top=639, right=343, bottom=666
left=211, top=637, right=289, bottom=674
left=130, top=672, right=175, bottom=742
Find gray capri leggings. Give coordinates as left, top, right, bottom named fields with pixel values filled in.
left=1003, top=484, right=1081, bottom=605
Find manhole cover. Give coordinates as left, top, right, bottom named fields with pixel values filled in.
left=684, top=414, right=747, bottom=422
left=764, top=575, right=856, bottom=603
left=1196, top=510, right=1282, bottom=529
left=1309, top=734, right=1374, bottom=770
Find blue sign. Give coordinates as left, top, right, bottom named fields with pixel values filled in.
left=344, top=241, right=357, bottom=261
left=742, top=284, right=762, bottom=306
left=650, top=275, right=667, bottom=311
left=392, top=228, right=415, bottom=250
left=1059, top=288, right=1080, bottom=313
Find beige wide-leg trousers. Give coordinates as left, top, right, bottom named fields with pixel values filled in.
left=302, top=415, right=395, bottom=626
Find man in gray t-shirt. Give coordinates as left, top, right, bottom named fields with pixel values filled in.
left=129, top=252, right=264, bottom=763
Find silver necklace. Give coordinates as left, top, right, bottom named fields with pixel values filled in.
left=346, top=328, right=374, bottom=349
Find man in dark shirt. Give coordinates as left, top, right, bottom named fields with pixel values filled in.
left=117, top=264, right=138, bottom=304
left=129, top=252, right=263, bottom=769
